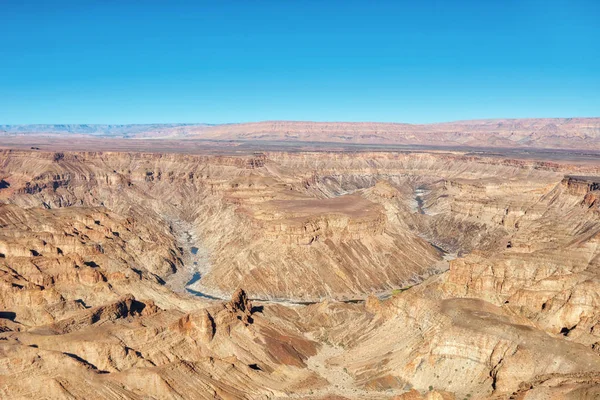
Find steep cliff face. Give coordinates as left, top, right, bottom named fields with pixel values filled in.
left=445, top=176, right=600, bottom=351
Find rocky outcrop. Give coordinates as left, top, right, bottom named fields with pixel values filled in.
left=562, top=175, right=600, bottom=196
left=226, top=288, right=252, bottom=321
left=172, top=309, right=216, bottom=342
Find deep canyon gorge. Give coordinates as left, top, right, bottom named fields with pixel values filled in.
left=1, top=138, right=600, bottom=399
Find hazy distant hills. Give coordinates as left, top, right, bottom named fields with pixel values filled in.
left=2, top=118, right=600, bottom=150
left=0, top=123, right=206, bottom=138
left=186, top=118, right=600, bottom=149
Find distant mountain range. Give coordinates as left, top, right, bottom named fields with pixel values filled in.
left=0, top=123, right=207, bottom=138
left=2, top=118, right=600, bottom=150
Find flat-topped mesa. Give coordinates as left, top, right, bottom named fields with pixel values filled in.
left=246, top=195, right=386, bottom=244
left=561, top=176, right=600, bottom=210
left=562, top=175, right=600, bottom=195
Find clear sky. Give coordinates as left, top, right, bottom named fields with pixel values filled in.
left=0, top=0, right=598, bottom=124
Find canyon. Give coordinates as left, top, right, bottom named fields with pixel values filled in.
left=1, top=134, right=600, bottom=399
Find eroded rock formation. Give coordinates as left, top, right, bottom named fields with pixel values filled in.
left=1, top=147, right=600, bottom=399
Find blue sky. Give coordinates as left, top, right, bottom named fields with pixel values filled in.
left=0, top=0, right=598, bottom=124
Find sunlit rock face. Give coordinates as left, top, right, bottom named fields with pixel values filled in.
left=1, top=148, right=600, bottom=399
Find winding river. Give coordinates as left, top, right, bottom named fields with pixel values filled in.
left=180, top=188, right=456, bottom=305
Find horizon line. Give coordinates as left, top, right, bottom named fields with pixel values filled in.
left=2, top=116, right=599, bottom=127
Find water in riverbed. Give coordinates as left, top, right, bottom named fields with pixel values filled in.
left=414, top=187, right=427, bottom=214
